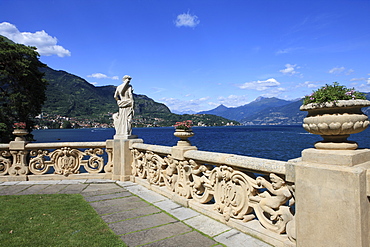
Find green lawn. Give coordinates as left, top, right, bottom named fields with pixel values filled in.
left=0, top=194, right=126, bottom=247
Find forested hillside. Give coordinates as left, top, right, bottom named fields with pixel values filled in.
left=39, top=67, right=239, bottom=128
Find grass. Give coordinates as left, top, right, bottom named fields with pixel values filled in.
left=0, top=194, right=126, bottom=247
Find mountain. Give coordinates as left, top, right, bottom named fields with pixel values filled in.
left=200, top=93, right=370, bottom=125
left=41, top=67, right=171, bottom=118
left=199, top=97, right=292, bottom=122
left=39, top=67, right=239, bottom=128
left=172, top=110, right=197, bottom=115
left=241, top=100, right=306, bottom=125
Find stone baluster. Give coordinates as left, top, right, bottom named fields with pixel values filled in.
left=8, top=130, right=29, bottom=176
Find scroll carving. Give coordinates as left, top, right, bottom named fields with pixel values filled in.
left=0, top=150, right=12, bottom=175
left=29, top=147, right=105, bottom=176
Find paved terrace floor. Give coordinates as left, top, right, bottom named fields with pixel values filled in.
left=0, top=179, right=271, bottom=247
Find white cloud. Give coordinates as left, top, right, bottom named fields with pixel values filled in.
left=175, top=12, right=200, bottom=28
left=239, top=78, right=281, bottom=91
left=328, top=66, right=345, bottom=74
left=298, top=81, right=320, bottom=89
left=275, top=47, right=303, bottom=55
left=346, top=69, right=354, bottom=75
left=160, top=97, right=208, bottom=113
left=0, top=22, right=71, bottom=57
left=279, top=64, right=300, bottom=76
left=87, top=73, right=119, bottom=80
left=260, top=87, right=286, bottom=98
left=350, top=77, right=367, bottom=82
left=217, top=95, right=250, bottom=107
left=151, top=87, right=166, bottom=94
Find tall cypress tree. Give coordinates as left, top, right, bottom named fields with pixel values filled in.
left=0, top=35, right=47, bottom=142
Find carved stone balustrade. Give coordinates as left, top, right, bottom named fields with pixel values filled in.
left=0, top=141, right=113, bottom=181
left=130, top=142, right=296, bottom=246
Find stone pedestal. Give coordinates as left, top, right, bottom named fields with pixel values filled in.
left=111, top=138, right=143, bottom=181
left=113, top=134, right=138, bottom=140
left=171, top=145, right=197, bottom=160
left=294, top=148, right=370, bottom=247
left=8, top=140, right=29, bottom=176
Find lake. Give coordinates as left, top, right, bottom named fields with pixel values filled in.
left=32, top=126, right=370, bottom=161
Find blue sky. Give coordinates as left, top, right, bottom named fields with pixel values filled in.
left=1, top=0, right=370, bottom=113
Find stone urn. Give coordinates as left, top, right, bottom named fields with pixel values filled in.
left=12, top=129, right=29, bottom=141
left=174, top=129, right=195, bottom=146
left=300, top=99, right=370, bottom=150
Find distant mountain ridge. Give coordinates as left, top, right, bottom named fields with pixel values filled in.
left=198, top=94, right=370, bottom=125
left=199, top=97, right=293, bottom=122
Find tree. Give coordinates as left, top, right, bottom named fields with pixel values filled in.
left=0, top=35, right=47, bottom=142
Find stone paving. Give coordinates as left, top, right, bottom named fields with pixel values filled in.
left=0, top=179, right=271, bottom=247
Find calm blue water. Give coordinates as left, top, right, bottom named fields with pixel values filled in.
left=32, top=126, right=370, bottom=161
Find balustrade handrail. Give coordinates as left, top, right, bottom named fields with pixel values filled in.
left=25, top=141, right=106, bottom=149
left=131, top=142, right=287, bottom=175
left=131, top=142, right=172, bottom=155
left=0, top=144, right=9, bottom=149
left=185, top=150, right=287, bottom=175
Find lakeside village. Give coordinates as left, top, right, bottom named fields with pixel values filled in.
left=34, top=113, right=239, bottom=129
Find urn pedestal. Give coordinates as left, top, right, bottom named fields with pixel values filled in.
left=300, top=99, right=370, bottom=150
left=12, top=129, right=29, bottom=141
left=173, top=129, right=195, bottom=146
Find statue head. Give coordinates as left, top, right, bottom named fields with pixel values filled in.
left=123, top=75, right=132, bottom=82
left=270, top=173, right=285, bottom=190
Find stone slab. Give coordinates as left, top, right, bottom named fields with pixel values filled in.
left=58, top=184, right=89, bottom=194
left=214, top=229, right=272, bottom=247
left=101, top=205, right=160, bottom=223
left=142, top=230, right=217, bottom=247
left=0, top=185, right=32, bottom=195
left=154, top=199, right=200, bottom=220
left=90, top=196, right=145, bottom=215
left=0, top=181, right=21, bottom=185
left=125, top=185, right=167, bottom=203
left=84, top=191, right=132, bottom=202
left=36, top=184, right=68, bottom=194
left=80, top=183, right=121, bottom=192
left=89, top=196, right=139, bottom=208
left=85, top=179, right=116, bottom=184
left=80, top=188, right=125, bottom=197
left=16, top=185, right=50, bottom=195
left=120, top=221, right=192, bottom=246
left=95, top=200, right=150, bottom=215
left=18, top=180, right=62, bottom=185
left=57, top=180, right=87, bottom=184
left=108, top=212, right=178, bottom=235
left=183, top=215, right=231, bottom=237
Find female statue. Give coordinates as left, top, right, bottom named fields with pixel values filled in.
left=113, top=75, right=134, bottom=138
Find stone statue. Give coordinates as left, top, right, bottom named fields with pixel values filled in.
left=114, top=75, right=134, bottom=139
